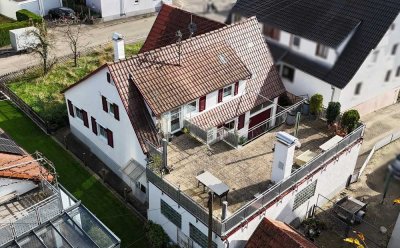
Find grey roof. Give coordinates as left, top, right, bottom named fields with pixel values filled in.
left=0, top=137, right=24, bottom=155
left=231, top=0, right=400, bottom=89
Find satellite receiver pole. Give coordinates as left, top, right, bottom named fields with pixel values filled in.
left=188, top=15, right=197, bottom=39
left=176, top=30, right=183, bottom=65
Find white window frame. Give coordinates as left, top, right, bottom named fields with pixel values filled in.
left=75, top=106, right=83, bottom=121
left=224, top=120, right=235, bottom=131
left=223, top=85, right=233, bottom=100
left=98, top=123, right=108, bottom=142
left=186, top=100, right=197, bottom=114
left=291, top=35, right=301, bottom=49
left=371, top=50, right=379, bottom=63
left=107, top=101, right=115, bottom=117
left=316, top=43, right=329, bottom=59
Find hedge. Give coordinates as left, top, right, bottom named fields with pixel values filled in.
left=16, top=9, right=42, bottom=23
left=0, top=21, right=29, bottom=47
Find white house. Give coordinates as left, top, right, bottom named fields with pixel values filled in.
left=230, top=0, right=400, bottom=116
left=85, top=0, right=172, bottom=21
left=0, top=0, right=62, bottom=19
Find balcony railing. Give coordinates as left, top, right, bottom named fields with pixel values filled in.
left=146, top=124, right=365, bottom=236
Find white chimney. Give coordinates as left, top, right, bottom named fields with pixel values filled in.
left=112, top=32, right=125, bottom=62
left=271, top=132, right=300, bottom=183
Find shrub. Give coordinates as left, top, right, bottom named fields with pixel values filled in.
left=326, top=102, right=341, bottom=125
left=145, top=221, right=170, bottom=248
left=341, top=110, right=360, bottom=133
left=0, top=21, right=29, bottom=47
left=309, top=94, right=323, bottom=115
left=16, top=9, right=42, bottom=23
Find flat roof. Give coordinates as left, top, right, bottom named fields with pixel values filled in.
left=164, top=118, right=332, bottom=218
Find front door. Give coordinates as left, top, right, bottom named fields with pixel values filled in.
left=248, top=108, right=271, bottom=140
left=170, top=108, right=181, bottom=133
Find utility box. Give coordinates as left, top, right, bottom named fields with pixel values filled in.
left=9, top=27, right=40, bottom=52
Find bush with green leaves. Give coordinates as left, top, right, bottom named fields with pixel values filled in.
left=145, top=221, right=170, bottom=248
left=0, top=21, right=29, bottom=47
left=326, top=102, right=341, bottom=125
left=309, top=94, right=323, bottom=115
left=341, top=110, right=360, bottom=133
left=16, top=9, right=42, bottom=23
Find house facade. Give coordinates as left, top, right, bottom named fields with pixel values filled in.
left=85, top=0, right=172, bottom=21
left=230, top=0, right=400, bottom=116
left=0, top=0, right=62, bottom=19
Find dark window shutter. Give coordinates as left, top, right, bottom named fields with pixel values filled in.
left=106, top=129, right=114, bottom=148
left=91, top=117, right=98, bottom=134
left=82, top=110, right=89, bottom=128
left=114, top=104, right=120, bottom=120
left=107, top=72, right=111, bottom=83
left=102, top=96, right=108, bottom=112
left=218, top=89, right=223, bottom=103
left=238, top=114, right=245, bottom=130
left=199, top=96, right=206, bottom=112
left=234, top=82, right=239, bottom=95
left=67, top=100, right=74, bottom=117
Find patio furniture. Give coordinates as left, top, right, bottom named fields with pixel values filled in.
left=295, top=150, right=318, bottom=166
left=196, top=171, right=229, bottom=204
left=319, top=135, right=343, bottom=152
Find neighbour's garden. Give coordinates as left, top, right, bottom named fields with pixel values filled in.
left=7, top=42, right=143, bottom=128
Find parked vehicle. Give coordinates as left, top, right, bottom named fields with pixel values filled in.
left=48, top=7, right=76, bottom=20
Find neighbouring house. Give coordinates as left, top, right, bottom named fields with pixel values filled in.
left=85, top=0, right=172, bottom=21
left=62, top=5, right=366, bottom=248
left=245, top=218, right=317, bottom=248
left=229, top=0, right=400, bottom=116
left=0, top=130, right=120, bottom=248
left=0, top=0, right=62, bottom=19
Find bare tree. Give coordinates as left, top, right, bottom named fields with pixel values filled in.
left=26, top=22, right=54, bottom=75
left=64, top=20, right=87, bottom=67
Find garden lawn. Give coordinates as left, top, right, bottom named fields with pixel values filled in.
left=8, top=42, right=143, bottom=127
left=0, top=100, right=148, bottom=248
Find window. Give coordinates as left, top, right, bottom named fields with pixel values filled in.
left=392, top=44, right=398, bottom=55
left=293, top=180, right=317, bottom=210
left=233, top=13, right=241, bottom=23
left=160, top=200, right=181, bottom=228
left=354, top=82, right=362, bottom=95
left=75, top=107, right=83, bottom=120
left=315, top=43, right=328, bottom=58
left=281, top=65, right=295, bottom=82
left=223, top=85, right=233, bottom=98
left=291, top=35, right=300, bottom=48
left=250, top=102, right=271, bottom=115
left=187, top=101, right=197, bottom=113
left=396, top=66, right=400, bottom=77
left=263, top=24, right=280, bottom=40
left=134, top=0, right=139, bottom=4
left=391, top=23, right=395, bottom=30
left=99, top=124, right=108, bottom=140
left=371, top=50, right=379, bottom=63
left=189, top=224, right=217, bottom=248
left=102, top=96, right=119, bottom=120
left=224, top=120, right=235, bottom=130
left=385, top=70, right=392, bottom=82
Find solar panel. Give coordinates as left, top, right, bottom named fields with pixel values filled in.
left=0, top=137, right=24, bottom=155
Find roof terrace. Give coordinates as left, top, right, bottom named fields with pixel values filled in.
left=162, top=117, right=332, bottom=218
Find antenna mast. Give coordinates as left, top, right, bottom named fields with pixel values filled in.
left=176, top=30, right=183, bottom=65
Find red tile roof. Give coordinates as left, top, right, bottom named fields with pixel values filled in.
left=246, top=218, right=317, bottom=248
left=109, top=38, right=252, bottom=116
left=140, top=4, right=226, bottom=53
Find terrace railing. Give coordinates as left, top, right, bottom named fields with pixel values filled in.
left=183, top=119, right=209, bottom=144
left=245, top=98, right=306, bottom=145
left=220, top=124, right=365, bottom=235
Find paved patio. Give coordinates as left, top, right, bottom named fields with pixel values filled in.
left=164, top=117, right=332, bottom=218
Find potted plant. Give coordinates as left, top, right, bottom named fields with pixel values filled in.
left=326, top=102, right=341, bottom=125
left=309, top=94, right=323, bottom=119
left=341, top=110, right=360, bottom=133
left=302, top=99, right=310, bottom=115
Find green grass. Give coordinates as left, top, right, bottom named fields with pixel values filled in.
left=0, top=100, right=148, bottom=247
left=8, top=42, right=143, bottom=127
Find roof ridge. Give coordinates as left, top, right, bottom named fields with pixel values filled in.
left=109, top=16, right=259, bottom=66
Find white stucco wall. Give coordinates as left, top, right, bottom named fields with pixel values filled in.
left=148, top=135, right=362, bottom=248
left=0, top=178, right=37, bottom=197
left=339, top=13, right=400, bottom=115
left=64, top=67, right=148, bottom=200
left=0, top=0, right=61, bottom=19
left=0, top=0, right=20, bottom=19
left=90, top=0, right=172, bottom=21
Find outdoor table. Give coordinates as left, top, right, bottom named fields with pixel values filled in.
left=196, top=171, right=229, bottom=204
